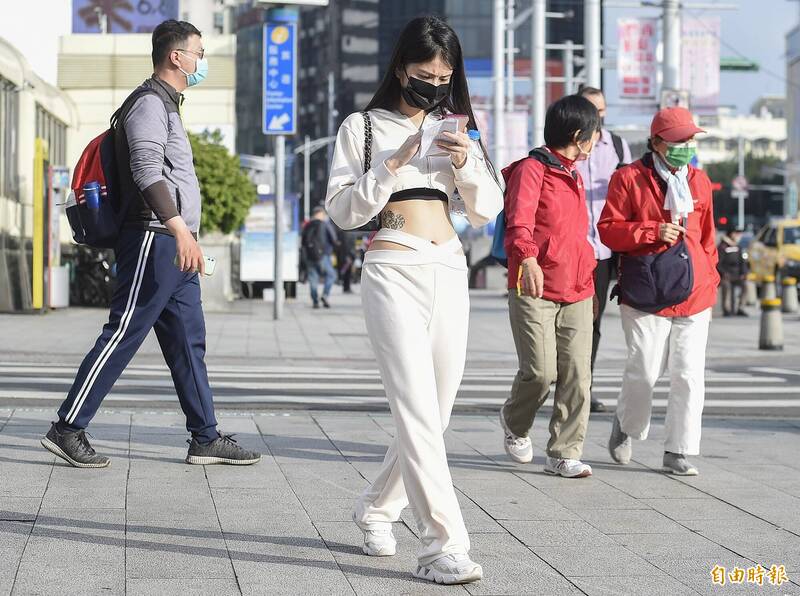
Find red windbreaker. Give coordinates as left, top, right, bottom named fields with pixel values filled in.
left=597, top=153, right=719, bottom=317
left=503, top=148, right=596, bottom=303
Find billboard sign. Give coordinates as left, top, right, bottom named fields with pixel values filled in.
left=263, top=20, right=298, bottom=135
left=72, top=0, right=178, bottom=34
left=617, top=18, right=658, bottom=100
left=682, top=16, right=721, bottom=110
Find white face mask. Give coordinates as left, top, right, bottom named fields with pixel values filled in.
left=576, top=138, right=595, bottom=161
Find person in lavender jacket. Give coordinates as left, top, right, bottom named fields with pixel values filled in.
left=575, top=86, right=632, bottom=413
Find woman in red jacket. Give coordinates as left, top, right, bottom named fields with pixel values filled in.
left=598, top=107, right=719, bottom=476
left=499, top=95, right=600, bottom=478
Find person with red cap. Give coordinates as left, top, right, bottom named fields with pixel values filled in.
left=597, top=106, right=719, bottom=476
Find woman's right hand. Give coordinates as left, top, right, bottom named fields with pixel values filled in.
left=385, top=131, right=422, bottom=175
left=659, top=222, right=687, bottom=244
left=519, top=257, right=545, bottom=298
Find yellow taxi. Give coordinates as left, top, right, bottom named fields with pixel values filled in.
left=747, top=219, right=800, bottom=281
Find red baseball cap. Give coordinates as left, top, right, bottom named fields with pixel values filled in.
left=650, top=107, right=705, bottom=142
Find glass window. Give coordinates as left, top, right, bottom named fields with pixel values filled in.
left=784, top=226, right=800, bottom=245
left=764, top=227, right=778, bottom=247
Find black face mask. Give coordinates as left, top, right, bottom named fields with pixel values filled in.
left=401, top=74, right=450, bottom=111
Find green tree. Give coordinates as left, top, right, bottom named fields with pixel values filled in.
left=189, top=129, right=257, bottom=234
left=705, top=155, right=783, bottom=190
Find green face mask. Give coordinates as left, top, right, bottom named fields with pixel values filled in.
left=664, top=141, right=697, bottom=168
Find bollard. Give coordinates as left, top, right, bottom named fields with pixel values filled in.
left=744, top=273, right=758, bottom=306
left=759, top=298, right=784, bottom=351
left=782, top=277, right=799, bottom=313
left=762, top=274, right=777, bottom=301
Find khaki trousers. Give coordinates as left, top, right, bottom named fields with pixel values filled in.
left=502, top=294, right=593, bottom=459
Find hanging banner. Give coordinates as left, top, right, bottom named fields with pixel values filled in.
left=617, top=18, right=658, bottom=100
left=681, top=16, right=721, bottom=110
left=72, top=0, right=178, bottom=34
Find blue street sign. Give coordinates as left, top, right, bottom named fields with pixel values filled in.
left=263, top=20, right=297, bottom=135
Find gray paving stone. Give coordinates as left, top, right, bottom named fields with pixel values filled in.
left=539, top=486, right=650, bottom=511
left=12, top=508, right=125, bottom=594
left=578, top=509, right=689, bottom=535
left=127, top=578, right=241, bottom=595
left=464, top=532, right=583, bottom=595
left=500, top=519, right=618, bottom=547
left=0, top=497, right=41, bottom=521
left=531, top=544, right=661, bottom=577
left=569, top=574, right=697, bottom=595
left=0, top=522, right=32, bottom=595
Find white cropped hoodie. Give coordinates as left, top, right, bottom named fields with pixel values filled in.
left=325, top=108, right=504, bottom=230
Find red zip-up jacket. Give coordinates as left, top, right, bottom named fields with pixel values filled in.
left=503, top=147, right=596, bottom=303
left=597, top=153, right=719, bottom=317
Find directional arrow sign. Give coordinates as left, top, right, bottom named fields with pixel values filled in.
left=263, top=20, right=297, bottom=135
left=268, top=113, right=291, bottom=131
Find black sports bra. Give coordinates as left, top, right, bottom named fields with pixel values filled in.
left=388, top=188, right=448, bottom=203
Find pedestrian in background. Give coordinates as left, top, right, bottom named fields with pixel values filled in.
left=336, top=229, right=357, bottom=293
left=599, top=106, right=719, bottom=476
left=41, top=20, right=260, bottom=468
left=301, top=206, right=338, bottom=309
left=717, top=226, right=749, bottom=316
left=575, top=86, right=632, bottom=413
left=326, top=16, right=502, bottom=584
left=499, top=95, right=600, bottom=479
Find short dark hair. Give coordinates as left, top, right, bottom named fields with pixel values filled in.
left=312, top=206, right=326, bottom=217
left=152, top=20, right=201, bottom=68
left=544, top=95, right=601, bottom=148
left=578, top=85, right=604, bottom=99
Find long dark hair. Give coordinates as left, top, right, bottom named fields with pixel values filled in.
left=365, top=16, right=496, bottom=177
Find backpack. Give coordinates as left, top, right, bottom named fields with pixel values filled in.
left=65, top=86, right=164, bottom=248
left=490, top=148, right=552, bottom=268
left=302, top=220, right=326, bottom=263
left=610, top=132, right=626, bottom=170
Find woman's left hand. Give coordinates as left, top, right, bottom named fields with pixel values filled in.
left=436, top=131, right=469, bottom=169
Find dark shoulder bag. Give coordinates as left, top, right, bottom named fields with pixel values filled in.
left=355, top=111, right=381, bottom=232
left=613, top=237, right=694, bottom=313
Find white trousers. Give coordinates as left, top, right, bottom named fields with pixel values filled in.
left=355, top=229, right=470, bottom=565
left=617, top=305, right=711, bottom=455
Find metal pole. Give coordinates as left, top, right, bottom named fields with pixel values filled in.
left=493, top=0, right=506, bottom=168
left=737, top=135, right=745, bottom=229
left=506, top=0, right=515, bottom=112
left=584, top=0, right=601, bottom=88
left=303, top=135, right=310, bottom=222
left=531, top=0, right=546, bottom=147
left=663, top=0, right=681, bottom=90
left=274, top=135, right=285, bottom=320
left=327, top=72, right=336, bottom=166
left=564, top=40, right=574, bottom=95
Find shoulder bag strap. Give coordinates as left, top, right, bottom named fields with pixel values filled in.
left=361, top=111, right=372, bottom=175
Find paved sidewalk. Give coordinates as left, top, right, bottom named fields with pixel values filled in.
left=1, top=408, right=798, bottom=595
left=2, top=288, right=799, bottom=368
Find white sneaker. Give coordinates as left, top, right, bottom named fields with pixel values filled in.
left=413, top=553, right=483, bottom=584
left=544, top=457, right=593, bottom=478
left=353, top=513, right=396, bottom=556
left=499, top=409, right=533, bottom=463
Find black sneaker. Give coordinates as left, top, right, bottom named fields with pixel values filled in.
left=185, top=434, right=261, bottom=465
left=313, top=301, right=320, bottom=309
left=321, top=296, right=331, bottom=308
left=590, top=399, right=607, bottom=413
left=41, top=423, right=111, bottom=468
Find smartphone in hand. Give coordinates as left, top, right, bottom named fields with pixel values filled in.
left=173, top=254, right=217, bottom=276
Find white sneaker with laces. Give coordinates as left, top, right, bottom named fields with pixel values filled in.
left=413, top=553, right=483, bottom=584
left=353, top=513, right=396, bottom=556
left=544, top=457, right=592, bottom=478
left=499, top=409, right=533, bottom=463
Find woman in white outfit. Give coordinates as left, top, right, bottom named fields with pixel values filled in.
left=325, top=16, right=503, bottom=585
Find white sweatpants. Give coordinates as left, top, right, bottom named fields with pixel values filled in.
left=617, top=305, right=712, bottom=455
left=355, top=229, right=470, bottom=565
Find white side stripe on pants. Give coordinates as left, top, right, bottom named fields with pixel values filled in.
left=65, top=231, right=154, bottom=424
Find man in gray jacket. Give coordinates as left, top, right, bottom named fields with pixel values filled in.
left=42, top=20, right=260, bottom=468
